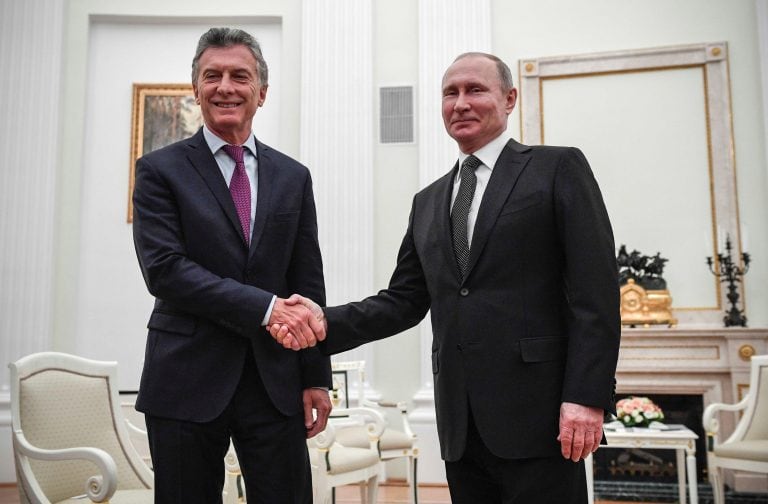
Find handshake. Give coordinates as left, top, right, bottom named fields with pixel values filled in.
left=267, top=295, right=326, bottom=350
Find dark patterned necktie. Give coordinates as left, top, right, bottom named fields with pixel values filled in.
left=222, top=144, right=251, bottom=245
left=451, top=155, right=481, bottom=279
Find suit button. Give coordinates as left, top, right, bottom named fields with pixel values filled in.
left=459, top=288, right=469, bottom=296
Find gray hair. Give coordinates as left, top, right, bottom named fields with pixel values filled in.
left=191, top=27, right=268, bottom=86
left=453, top=52, right=514, bottom=92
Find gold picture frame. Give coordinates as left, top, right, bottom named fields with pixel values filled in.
left=127, top=83, right=203, bottom=222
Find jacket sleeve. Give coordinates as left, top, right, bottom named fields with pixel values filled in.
left=553, top=147, right=621, bottom=413
left=321, top=197, right=431, bottom=355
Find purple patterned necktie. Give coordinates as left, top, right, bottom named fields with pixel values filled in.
left=222, top=144, right=251, bottom=245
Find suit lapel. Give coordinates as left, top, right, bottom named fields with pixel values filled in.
left=185, top=129, right=244, bottom=243
left=249, top=138, right=274, bottom=259
left=464, top=139, right=532, bottom=279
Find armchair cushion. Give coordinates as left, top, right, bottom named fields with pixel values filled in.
left=308, top=442, right=379, bottom=474
left=335, top=425, right=414, bottom=451
left=714, top=440, right=768, bottom=462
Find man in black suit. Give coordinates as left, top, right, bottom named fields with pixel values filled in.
left=132, top=27, right=330, bottom=503
left=273, top=52, right=620, bottom=503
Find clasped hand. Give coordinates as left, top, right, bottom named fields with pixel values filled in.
left=268, top=295, right=326, bottom=350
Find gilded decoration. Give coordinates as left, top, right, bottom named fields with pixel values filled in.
left=617, top=245, right=677, bottom=327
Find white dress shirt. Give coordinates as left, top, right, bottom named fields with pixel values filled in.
left=450, top=132, right=512, bottom=247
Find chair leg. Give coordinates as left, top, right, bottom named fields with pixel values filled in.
left=366, top=473, right=379, bottom=504
left=411, top=456, right=418, bottom=504
left=710, top=467, right=724, bottom=504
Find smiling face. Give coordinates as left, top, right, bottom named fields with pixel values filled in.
left=193, top=44, right=267, bottom=144
left=441, top=55, right=517, bottom=154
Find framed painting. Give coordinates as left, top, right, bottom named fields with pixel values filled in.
left=127, top=83, right=203, bottom=222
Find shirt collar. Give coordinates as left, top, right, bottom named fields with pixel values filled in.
left=202, top=124, right=258, bottom=157
left=457, top=132, right=511, bottom=171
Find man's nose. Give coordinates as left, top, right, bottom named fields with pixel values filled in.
left=454, top=92, right=470, bottom=111
left=217, top=74, right=235, bottom=94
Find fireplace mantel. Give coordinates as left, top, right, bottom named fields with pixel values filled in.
left=616, top=327, right=767, bottom=398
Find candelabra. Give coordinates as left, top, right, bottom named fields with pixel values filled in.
left=707, top=235, right=751, bottom=327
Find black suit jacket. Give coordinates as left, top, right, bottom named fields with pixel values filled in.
left=133, top=128, right=330, bottom=423
left=322, top=139, right=620, bottom=462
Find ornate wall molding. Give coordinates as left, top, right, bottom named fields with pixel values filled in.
left=519, top=42, right=740, bottom=324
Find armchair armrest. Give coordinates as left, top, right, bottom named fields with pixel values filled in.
left=13, top=429, right=118, bottom=502
left=702, top=396, right=750, bottom=450
left=365, top=399, right=416, bottom=440
left=321, top=407, right=387, bottom=450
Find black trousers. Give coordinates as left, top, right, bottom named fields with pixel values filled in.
left=445, top=410, right=588, bottom=504
left=145, top=352, right=311, bottom=504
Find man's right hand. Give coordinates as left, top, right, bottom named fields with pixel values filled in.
left=269, top=295, right=327, bottom=350
left=268, top=297, right=326, bottom=350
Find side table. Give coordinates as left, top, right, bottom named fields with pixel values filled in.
left=586, top=426, right=699, bottom=504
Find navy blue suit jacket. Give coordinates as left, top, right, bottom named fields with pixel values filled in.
left=133, top=128, right=330, bottom=422
left=322, top=139, right=620, bottom=462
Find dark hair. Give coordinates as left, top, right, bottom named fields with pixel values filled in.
left=453, top=52, right=514, bottom=91
left=191, top=27, right=268, bottom=86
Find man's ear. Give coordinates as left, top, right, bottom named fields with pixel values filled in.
left=506, top=87, right=518, bottom=114
left=258, top=85, right=268, bottom=107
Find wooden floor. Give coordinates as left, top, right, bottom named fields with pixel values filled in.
left=0, top=482, right=658, bottom=503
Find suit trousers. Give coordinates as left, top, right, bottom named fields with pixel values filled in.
left=445, top=409, right=587, bottom=504
left=146, top=351, right=312, bottom=504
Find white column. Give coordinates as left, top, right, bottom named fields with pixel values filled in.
left=416, top=0, right=491, bottom=395
left=300, top=0, right=377, bottom=382
left=412, top=0, right=491, bottom=483
left=0, top=0, right=64, bottom=483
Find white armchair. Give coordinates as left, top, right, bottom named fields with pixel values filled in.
left=703, top=354, right=768, bottom=504
left=10, top=352, right=154, bottom=503
left=310, top=406, right=385, bottom=504
left=331, top=360, right=419, bottom=503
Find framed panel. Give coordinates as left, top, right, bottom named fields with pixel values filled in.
left=520, top=43, right=741, bottom=325
left=127, top=83, right=203, bottom=222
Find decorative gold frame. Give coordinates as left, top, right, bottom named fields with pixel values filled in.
left=127, top=83, right=203, bottom=222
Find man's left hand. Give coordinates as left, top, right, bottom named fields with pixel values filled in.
left=557, top=401, right=604, bottom=462
left=303, top=388, right=332, bottom=438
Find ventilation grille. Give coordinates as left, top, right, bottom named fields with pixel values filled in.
left=379, top=86, right=414, bottom=143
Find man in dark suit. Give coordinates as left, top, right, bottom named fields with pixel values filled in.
left=272, top=52, right=620, bottom=503
left=132, top=27, right=331, bottom=503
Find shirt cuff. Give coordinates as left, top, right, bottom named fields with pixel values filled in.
left=261, top=295, right=277, bottom=326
